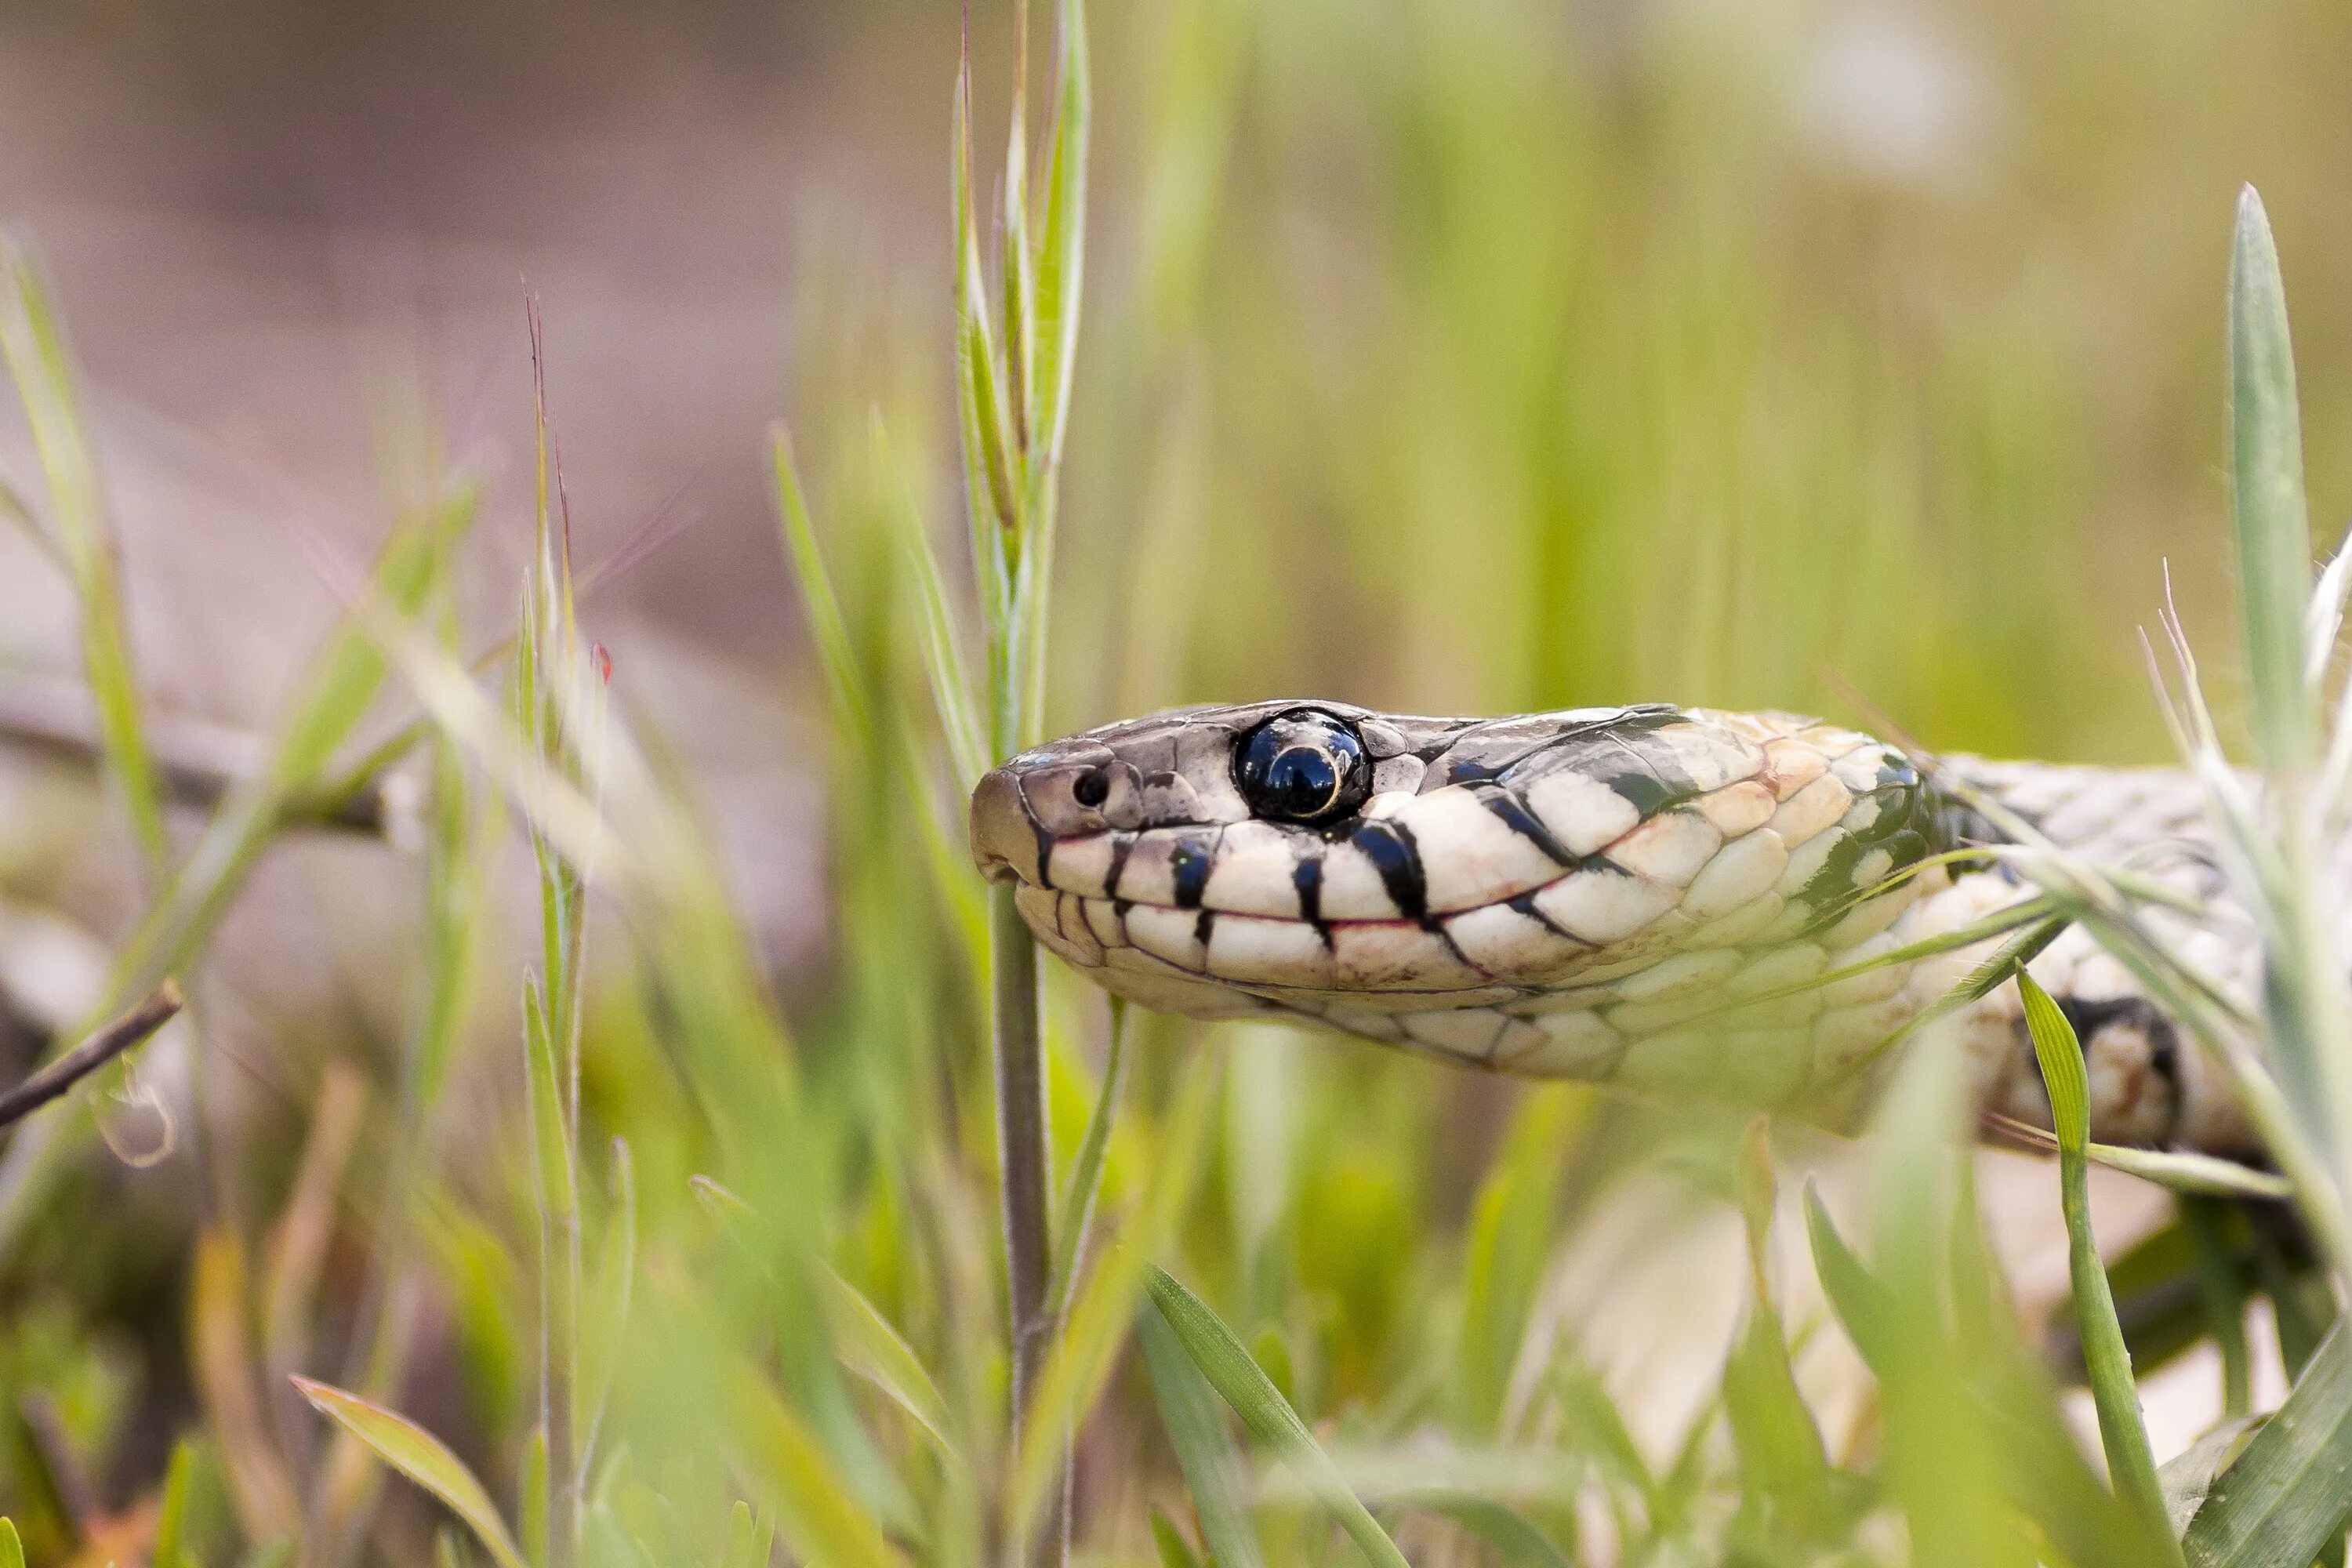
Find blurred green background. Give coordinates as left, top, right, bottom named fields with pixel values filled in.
left=0, top=0, right=2343, bottom=1562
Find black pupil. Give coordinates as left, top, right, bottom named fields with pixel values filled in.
left=1073, top=768, right=1110, bottom=808
left=1264, top=747, right=1337, bottom=815
left=1236, top=712, right=1367, bottom=825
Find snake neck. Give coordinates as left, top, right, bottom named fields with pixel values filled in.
left=1912, top=755, right=2255, bottom=1155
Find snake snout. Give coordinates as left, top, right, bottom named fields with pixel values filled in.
left=969, top=768, right=1043, bottom=885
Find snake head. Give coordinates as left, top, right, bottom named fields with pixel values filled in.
left=968, top=700, right=1442, bottom=889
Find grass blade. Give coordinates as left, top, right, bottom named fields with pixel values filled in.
left=1008, top=1049, right=1221, bottom=1539
left=1141, top=1265, right=1410, bottom=1568
left=1029, top=0, right=1090, bottom=474
left=1150, top=1510, right=1205, bottom=1568
left=1457, top=1086, right=1577, bottom=1434
left=1722, top=1120, right=1832, bottom=1539
left=2020, top=971, right=2181, bottom=1559
left=1986, top=1117, right=2292, bottom=1200
left=1803, top=1184, right=1898, bottom=1372
left=1396, top=1494, right=1572, bottom=1567
left=2184, top=1318, right=2352, bottom=1567
left=292, top=1377, right=528, bottom=1568
left=2227, top=186, right=2315, bottom=772
left=875, top=420, right=985, bottom=791
left=152, top=1439, right=199, bottom=1568
left=1047, top=996, right=1128, bottom=1316
left=521, top=1428, right=549, bottom=1568
left=953, top=56, right=1017, bottom=564
left=818, top=1265, right=960, bottom=1465
left=722, top=1501, right=775, bottom=1568
left=771, top=426, right=872, bottom=746
left=1138, top=1296, right=1265, bottom=1568
left=727, top=1370, right=906, bottom=1568
left=2163, top=1417, right=2261, bottom=1536
left=0, top=241, right=168, bottom=873
left=1000, top=0, right=1035, bottom=459
left=578, top=1138, right=636, bottom=1466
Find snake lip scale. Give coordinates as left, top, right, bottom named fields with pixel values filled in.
left=971, top=699, right=2262, bottom=1157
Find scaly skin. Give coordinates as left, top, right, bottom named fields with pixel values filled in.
left=969, top=701, right=2259, bottom=1155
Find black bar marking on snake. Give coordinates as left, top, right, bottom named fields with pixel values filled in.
left=1292, top=851, right=1325, bottom=926
left=1794, top=831, right=1868, bottom=913
left=1013, top=792, right=1055, bottom=886
left=1351, top=818, right=1428, bottom=920
left=1102, top=833, right=1136, bottom=900
left=1490, top=706, right=1681, bottom=786
left=1876, top=829, right=1930, bottom=877
left=1588, top=732, right=1697, bottom=817
left=1510, top=891, right=1590, bottom=946
left=1432, top=922, right=1496, bottom=980
left=1195, top=909, right=1217, bottom=949
left=1171, top=835, right=1214, bottom=909
left=1470, top=782, right=1577, bottom=864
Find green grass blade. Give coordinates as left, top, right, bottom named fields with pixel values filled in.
left=1394, top=1494, right=1571, bottom=1568
left=0, top=241, right=169, bottom=873
left=1141, top=1265, right=1410, bottom=1568
left=1029, top=0, right=1090, bottom=473
left=2227, top=186, right=2315, bottom=773
left=1457, top=1086, right=1577, bottom=1434
left=0, top=1517, right=20, bottom=1568
left=1047, top=996, right=1128, bottom=1315
left=876, top=422, right=985, bottom=791
left=1008, top=1050, right=1221, bottom=1538
left=818, top=1265, right=960, bottom=1465
left=953, top=58, right=1018, bottom=568
left=2184, top=1318, right=2352, bottom=1567
left=2162, top=1417, right=2260, bottom=1536
left=1803, top=1184, right=1898, bottom=1372
left=0, top=467, right=62, bottom=569
left=2082, top=1144, right=2292, bottom=1202
left=893, top=728, right=989, bottom=974
left=521, top=975, right=581, bottom=1513
left=1551, top=1365, right=1659, bottom=1513
left=771, top=426, right=873, bottom=746
left=1722, top=1120, right=1831, bottom=1538
left=2020, top=971, right=2180, bottom=1560
left=579, top=1138, right=636, bottom=1468
left=291, top=1377, right=528, bottom=1568
left=1149, top=1510, right=1206, bottom=1568
left=154, top=1439, right=199, bottom=1568
left=722, top=1500, right=775, bottom=1568
left=1000, top=0, right=1035, bottom=459
left=521, top=1428, right=550, bottom=1568
left=1138, top=1295, right=1266, bottom=1568
left=727, top=1370, right=906, bottom=1568
left=2180, top=1199, right=2253, bottom=1417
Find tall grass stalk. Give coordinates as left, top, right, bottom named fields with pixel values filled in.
left=2220, top=188, right=2352, bottom=1258
left=516, top=303, right=605, bottom=1568
left=949, top=1, right=1087, bottom=1557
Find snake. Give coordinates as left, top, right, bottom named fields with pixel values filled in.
left=968, top=700, right=2265, bottom=1157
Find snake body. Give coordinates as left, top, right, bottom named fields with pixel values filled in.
left=969, top=702, right=2261, bottom=1156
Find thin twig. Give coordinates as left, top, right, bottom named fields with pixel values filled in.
left=0, top=979, right=183, bottom=1130
left=0, top=676, right=401, bottom=834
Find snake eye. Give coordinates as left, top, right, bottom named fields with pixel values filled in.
left=1235, top=710, right=1372, bottom=826
left=1073, top=767, right=1111, bottom=808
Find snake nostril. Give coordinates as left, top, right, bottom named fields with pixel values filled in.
left=1073, top=767, right=1111, bottom=808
